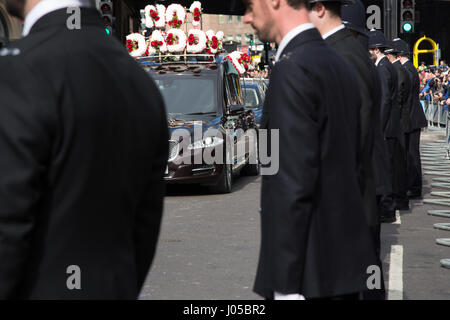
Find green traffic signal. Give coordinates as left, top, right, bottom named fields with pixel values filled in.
left=402, top=22, right=413, bottom=32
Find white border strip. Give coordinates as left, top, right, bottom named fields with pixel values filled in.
left=388, top=245, right=404, bottom=300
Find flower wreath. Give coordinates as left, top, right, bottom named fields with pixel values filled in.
left=187, top=29, right=207, bottom=53
left=145, top=5, right=166, bottom=28
left=145, top=4, right=166, bottom=28
left=126, top=33, right=147, bottom=58
left=226, top=51, right=251, bottom=76
left=205, top=30, right=224, bottom=54
left=166, top=4, right=186, bottom=29
left=189, top=1, right=202, bottom=27
left=149, top=30, right=168, bottom=55
left=166, top=28, right=187, bottom=53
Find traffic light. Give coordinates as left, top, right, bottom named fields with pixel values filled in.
left=400, top=0, right=415, bottom=34
left=99, top=0, right=114, bottom=35
left=250, top=35, right=254, bottom=46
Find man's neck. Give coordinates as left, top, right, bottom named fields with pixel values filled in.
left=316, top=17, right=342, bottom=37
left=276, top=8, right=311, bottom=45
left=25, top=0, right=41, bottom=17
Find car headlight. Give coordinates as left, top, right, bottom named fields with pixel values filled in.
left=188, top=137, right=224, bottom=150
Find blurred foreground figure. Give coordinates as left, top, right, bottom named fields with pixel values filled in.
left=0, top=0, right=168, bottom=299
left=243, top=0, right=377, bottom=300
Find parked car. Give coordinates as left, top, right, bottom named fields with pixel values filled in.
left=241, top=80, right=266, bottom=126
left=139, top=55, right=260, bottom=193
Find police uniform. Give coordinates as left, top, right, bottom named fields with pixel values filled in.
left=392, top=39, right=427, bottom=198
left=0, top=7, right=168, bottom=299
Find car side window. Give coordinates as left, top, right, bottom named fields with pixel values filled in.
left=224, top=73, right=243, bottom=106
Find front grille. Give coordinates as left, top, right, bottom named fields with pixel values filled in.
left=168, top=140, right=179, bottom=162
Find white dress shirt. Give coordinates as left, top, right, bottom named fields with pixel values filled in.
left=23, top=0, right=92, bottom=36
left=401, top=58, right=409, bottom=65
left=275, top=23, right=315, bottom=62
left=375, top=54, right=385, bottom=67
left=321, top=24, right=345, bottom=40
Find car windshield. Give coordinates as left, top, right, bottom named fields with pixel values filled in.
left=243, top=88, right=260, bottom=108
left=151, top=72, right=218, bottom=115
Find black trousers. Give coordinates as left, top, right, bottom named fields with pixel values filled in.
left=361, top=221, right=386, bottom=300
left=407, top=129, right=423, bottom=196
left=386, top=137, right=409, bottom=209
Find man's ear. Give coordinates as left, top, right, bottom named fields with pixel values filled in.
left=270, top=0, right=281, bottom=10
left=311, top=2, right=326, bottom=18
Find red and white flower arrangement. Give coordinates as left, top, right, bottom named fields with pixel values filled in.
left=166, top=28, right=187, bottom=53
left=166, top=4, right=186, bottom=29
left=148, top=30, right=168, bottom=55
left=189, top=1, right=202, bottom=27
left=145, top=5, right=166, bottom=28
left=187, top=29, right=207, bottom=53
left=126, top=33, right=147, bottom=58
left=226, top=51, right=251, bottom=76
left=205, top=30, right=224, bottom=54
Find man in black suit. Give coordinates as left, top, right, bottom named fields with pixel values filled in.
left=341, top=0, right=394, bottom=230
left=0, top=0, right=168, bottom=299
left=369, top=30, right=405, bottom=221
left=395, top=39, right=428, bottom=199
left=243, top=0, right=378, bottom=300
left=308, top=0, right=385, bottom=300
left=385, top=41, right=411, bottom=211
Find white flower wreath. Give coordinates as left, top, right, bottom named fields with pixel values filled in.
left=187, top=29, right=207, bottom=53
left=126, top=33, right=147, bottom=58
left=226, top=51, right=246, bottom=75
left=205, top=30, right=224, bottom=54
left=166, top=29, right=187, bottom=53
left=166, top=4, right=186, bottom=28
left=189, top=1, right=202, bottom=27
left=145, top=5, right=166, bottom=28
left=148, top=30, right=168, bottom=55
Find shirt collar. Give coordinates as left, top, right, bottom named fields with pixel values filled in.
left=275, top=23, right=315, bottom=62
left=322, top=24, right=345, bottom=40
left=23, top=0, right=92, bottom=37
left=375, top=54, right=385, bottom=67
left=401, top=58, right=409, bottom=65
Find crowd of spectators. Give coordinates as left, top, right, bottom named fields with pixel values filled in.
left=419, top=60, right=450, bottom=107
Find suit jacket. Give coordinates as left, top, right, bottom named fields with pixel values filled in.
left=254, top=28, right=378, bottom=299
left=0, top=9, right=168, bottom=299
left=403, top=60, right=428, bottom=129
left=377, top=56, right=401, bottom=138
left=392, top=60, right=412, bottom=134
left=326, top=28, right=378, bottom=226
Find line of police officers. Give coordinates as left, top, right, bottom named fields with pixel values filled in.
left=307, top=0, right=427, bottom=299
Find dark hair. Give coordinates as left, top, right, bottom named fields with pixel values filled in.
left=322, top=2, right=342, bottom=17
left=286, top=0, right=310, bottom=9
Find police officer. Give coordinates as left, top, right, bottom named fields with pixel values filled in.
left=309, top=0, right=385, bottom=300
left=368, top=30, right=404, bottom=222
left=393, top=38, right=428, bottom=199
left=385, top=41, right=411, bottom=211
left=0, top=0, right=168, bottom=299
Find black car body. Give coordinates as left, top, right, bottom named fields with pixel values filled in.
left=139, top=55, right=260, bottom=193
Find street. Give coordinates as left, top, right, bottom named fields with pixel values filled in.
left=140, top=129, right=450, bottom=300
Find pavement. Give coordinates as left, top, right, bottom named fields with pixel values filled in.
left=140, top=128, right=450, bottom=300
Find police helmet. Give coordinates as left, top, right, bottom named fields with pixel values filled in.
left=341, top=0, right=369, bottom=37
left=368, top=29, right=388, bottom=49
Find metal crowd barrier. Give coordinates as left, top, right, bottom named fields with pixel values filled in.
left=422, top=100, right=449, bottom=128
left=421, top=100, right=450, bottom=269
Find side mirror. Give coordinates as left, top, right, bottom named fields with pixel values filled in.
left=229, top=104, right=245, bottom=114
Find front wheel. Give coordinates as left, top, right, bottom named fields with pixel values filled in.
left=210, top=147, right=233, bottom=194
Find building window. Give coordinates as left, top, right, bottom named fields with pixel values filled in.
left=236, top=34, right=242, bottom=43
left=228, top=15, right=233, bottom=23
left=219, top=15, right=225, bottom=24
left=227, top=35, right=234, bottom=42
left=237, top=16, right=242, bottom=23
